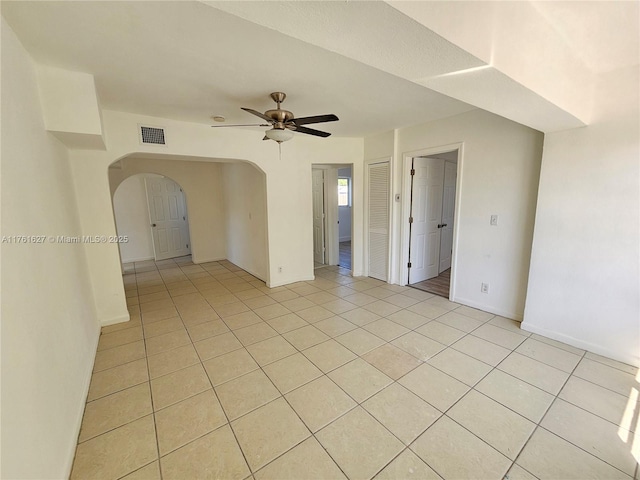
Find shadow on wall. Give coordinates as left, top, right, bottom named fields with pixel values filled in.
left=107, top=155, right=269, bottom=282
left=113, top=172, right=195, bottom=265
left=112, top=173, right=164, bottom=264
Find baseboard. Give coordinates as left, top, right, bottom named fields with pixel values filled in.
left=121, top=255, right=154, bottom=263
left=191, top=255, right=226, bottom=264
left=450, top=296, right=523, bottom=322
left=233, top=265, right=267, bottom=283
left=63, top=325, right=101, bottom=478
left=521, top=322, right=640, bottom=368
left=100, top=312, right=131, bottom=327
left=269, top=273, right=314, bottom=288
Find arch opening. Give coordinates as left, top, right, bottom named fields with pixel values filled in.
left=112, top=173, right=192, bottom=267
left=107, top=154, right=270, bottom=285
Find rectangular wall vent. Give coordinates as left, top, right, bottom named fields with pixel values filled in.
left=139, top=125, right=166, bottom=145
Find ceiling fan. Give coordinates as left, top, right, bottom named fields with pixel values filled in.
left=212, top=92, right=338, bottom=143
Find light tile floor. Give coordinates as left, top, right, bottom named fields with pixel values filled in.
left=73, top=257, right=640, bottom=479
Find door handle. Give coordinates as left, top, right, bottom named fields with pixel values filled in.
left=152, top=224, right=157, bottom=227
left=437, top=223, right=447, bottom=228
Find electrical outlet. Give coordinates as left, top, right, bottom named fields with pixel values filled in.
left=481, top=282, right=490, bottom=294
left=278, top=266, right=283, bottom=273
left=490, top=215, right=498, bottom=226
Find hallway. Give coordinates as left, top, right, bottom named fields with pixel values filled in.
left=72, top=257, right=639, bottom=479
left=339, top=240, right=351, bottom=270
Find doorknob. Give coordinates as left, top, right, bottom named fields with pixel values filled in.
left=437, top=223, right=447, bottom=228
left=152, top=223, right=157, bottom=227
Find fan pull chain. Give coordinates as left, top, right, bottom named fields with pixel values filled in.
left=278, top=141, right=282, bottom=161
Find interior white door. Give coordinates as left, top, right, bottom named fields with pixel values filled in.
left=368, top=161, right=390, bottom=281
left=439, top=160, right=457, bottom=273
left=409, top=157, right=444, bottom=284
left=145, top=177, right=191, bottom=261
left=312, top=169, right=325, bottom=264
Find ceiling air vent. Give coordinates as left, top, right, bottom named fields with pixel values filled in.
left=139, top=125, right=166, bottom=146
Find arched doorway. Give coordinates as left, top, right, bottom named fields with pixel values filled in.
left=112, top=173, right=191, bottom=268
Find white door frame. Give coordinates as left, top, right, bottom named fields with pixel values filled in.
left=312, top=168, right=326, bottom=265
left=323, top=168, right=339, bottom=266
left=363, top=156, right=393, bottom=280
left=439, top=160, right=457, bottom=273
left=400, top=143, right=464, bottom=300
left=312, top=165, right=341, bottom=266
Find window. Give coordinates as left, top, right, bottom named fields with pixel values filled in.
left=338, top=177, right=351, bottom=206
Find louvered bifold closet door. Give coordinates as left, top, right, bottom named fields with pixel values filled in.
left=368, top=161, right=390, bottom=281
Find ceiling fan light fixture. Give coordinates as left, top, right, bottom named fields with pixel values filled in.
left=265, top=128, right=294, bottom=143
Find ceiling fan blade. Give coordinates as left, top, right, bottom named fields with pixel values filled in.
left=262, top=135, right=269, bottom=141
left=290, top=114, right=339, bottom=126
left=291, top=125, right=332, bottom=138
left=241, top=107, right=274, bottom=123
left=211, top=124, right=270, bottom=128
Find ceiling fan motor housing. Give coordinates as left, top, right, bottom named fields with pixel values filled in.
left=265, top=108, right=294, bottom=128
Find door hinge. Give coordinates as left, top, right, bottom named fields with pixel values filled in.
left=410, top=169, right=415, bottom=176
left=409, top=217, right=413, bottom=224
left=186, top=244, right=189, bottom=248
left=183, top=216, right=186, bottom=221
left=408, top=262, right=412, bottom=268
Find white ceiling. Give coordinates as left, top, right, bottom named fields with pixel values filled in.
left=1, top=1, right=477, bottom=137
left=2, top=1, right=637, bottom=137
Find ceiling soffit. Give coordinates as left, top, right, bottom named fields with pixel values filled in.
left=206, top=1, right=591, bottom=131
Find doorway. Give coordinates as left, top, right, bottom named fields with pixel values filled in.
left=312, top=169, right=326, bottom=267
left=312, top=165, right=353, bottom=272
left=145, top=176, right=191, bottom=260
left=337, top=166, right=352, bottom=270
left=113, top=174, right=191, bottom=265
left=407, top=150, right=458, bottom=297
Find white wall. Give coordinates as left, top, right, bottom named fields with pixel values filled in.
left=338, top=167, right=352, bottom=241
left=68, top=109, right=363, bottom=327
left=222, top=162, right=268, bottom=280
left=364, top=130, right=394, bottom=160
left=36, top=65, right=105, bottom=149
left=365, top=109, right=543, bottom=320
left=523, top=65, right=640, bottom=366
left=109, top=157, right=227, bottom=265
left=1, top=19, right=100, bottom=479
left=397, top=111, right=543, bottom=319
left=112, top=174, right=156, bottom=263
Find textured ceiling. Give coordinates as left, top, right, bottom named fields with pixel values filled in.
left=0, top=1, right=476, bottom=137
left=3, top=1, right=636, bottom=136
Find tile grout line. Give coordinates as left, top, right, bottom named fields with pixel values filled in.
left=164, top=259, right=270, bottom=476
left=82, top=258, right=638, bottom=480
left=96, top=268, right=498, bottom=477
left=149, top=258, right=251, bottom=475
left=139, top=256, right=182, bottom=480
left=505, top=348, right=625, bottom=479
left=151, top=262, right=403, bottom=477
